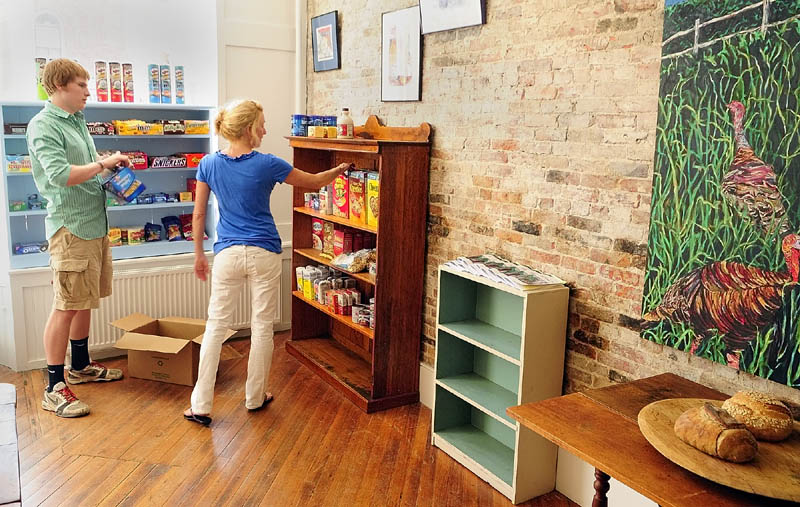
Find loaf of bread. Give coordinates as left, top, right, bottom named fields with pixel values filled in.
left=673, top=402, right=758, bottom=463
left=722, top=391, right=793, bottom=442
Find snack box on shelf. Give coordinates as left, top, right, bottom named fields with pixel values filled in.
left=3, top=123, right=27, bottom=135
left=6, top=155, right=32, bottom=172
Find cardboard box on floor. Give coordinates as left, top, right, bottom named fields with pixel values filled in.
left=111, top=313, right=236, bottom=386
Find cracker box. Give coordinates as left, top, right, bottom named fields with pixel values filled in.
left=94, top=61, right=108, bottom=102
left=311, top=218, right=324, bottom=250
left=6, top=155, right=32, bottom=173
left=366, top=171, right=380, bottom=227
left=148, top=64, right=160, bottom=103
left=321, top=221, right=335, bottom=259
left=348, top=170, right=366, bottom=224
left=112, top=313, right=236, bottom=386
left=183, top=120, right=209, bottom=135
left=109, top=62, right=122, bottom=102
left=333, top=229, right=353, bottom=257
left=122, top=151, right=148, bottom=170
left=333, top=172, right=349, bottom=219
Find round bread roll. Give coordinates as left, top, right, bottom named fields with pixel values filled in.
left=721, top=391, right=793, bottom=442
left=673, top=402, right=757, bottom=463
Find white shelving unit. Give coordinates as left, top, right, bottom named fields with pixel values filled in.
left=1, top=101, right=216, bottom=269
left=431, top=265, right=569, bottom=504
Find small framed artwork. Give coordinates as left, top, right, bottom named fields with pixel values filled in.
left=311, top=11, right=340, bottom=72
left=420, top=0, right=486, bottom=35
left=381, top=6, right=421, bottom=102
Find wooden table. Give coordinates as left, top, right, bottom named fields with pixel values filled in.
left=507, top=373, right=796, bottom=507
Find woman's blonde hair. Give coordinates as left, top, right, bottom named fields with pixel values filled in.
left=214, top=100, right=264, bottom=143
left=42, top=59, right=90, bottom=95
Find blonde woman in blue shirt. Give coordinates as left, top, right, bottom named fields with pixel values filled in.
left=184, top=100, right=350, bottom=425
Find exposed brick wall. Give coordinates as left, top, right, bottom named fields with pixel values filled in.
left=305, top=0, right=800, bottom=401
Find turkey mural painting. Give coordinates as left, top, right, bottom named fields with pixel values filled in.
left=642, top=0, right=800, bottom=389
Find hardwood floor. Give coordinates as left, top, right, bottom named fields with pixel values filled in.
left=1, top=331, right=577, bottom=506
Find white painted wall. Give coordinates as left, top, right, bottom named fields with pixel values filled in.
left=217, top=0, right=297, bottom=242
left=0, top=0, right=218, bottom=105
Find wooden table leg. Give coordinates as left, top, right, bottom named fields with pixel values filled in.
left=592, top=468, right=610, bottom=507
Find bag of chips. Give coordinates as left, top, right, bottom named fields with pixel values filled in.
left=161, top=216, right=182, bottom=241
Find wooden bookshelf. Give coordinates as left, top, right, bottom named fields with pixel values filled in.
left=287, top=115, right=431, bottom=413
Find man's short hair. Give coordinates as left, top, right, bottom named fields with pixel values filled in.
left=42, top=59, right=90, bottom=96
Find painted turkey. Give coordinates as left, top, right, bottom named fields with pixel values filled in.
left=721, top=101, right=790, bottom=235
left=643, top=234, right=800, bottom=369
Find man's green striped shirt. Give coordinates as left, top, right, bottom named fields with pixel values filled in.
left=26, top=101, right=107, bottom=240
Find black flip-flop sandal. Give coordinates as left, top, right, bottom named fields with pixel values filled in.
left=247, top=394, right=274, bottom=412
left=183, top=409, right=212, bottom=426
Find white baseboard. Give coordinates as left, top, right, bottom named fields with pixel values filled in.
left=419, top=361, right=434, bottom=408
left=418, top=361, right=654, bottom=507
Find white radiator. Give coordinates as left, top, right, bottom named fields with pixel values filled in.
left=4, top=248, right=292, bottom=371
left=90, top=265, right=254, bottom=348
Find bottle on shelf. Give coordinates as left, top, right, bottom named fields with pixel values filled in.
left=337, top=108, right=354, bottom=139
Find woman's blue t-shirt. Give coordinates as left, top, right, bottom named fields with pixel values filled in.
left=196, top=151, right=293, bottom=254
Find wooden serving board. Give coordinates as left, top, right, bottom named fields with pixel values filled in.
left=638, top=398, right=800, bottom=502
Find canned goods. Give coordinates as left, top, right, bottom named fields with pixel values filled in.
left=291, top=114, right=309, bottom=136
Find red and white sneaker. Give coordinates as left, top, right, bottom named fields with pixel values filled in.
left=42, top=382, right=90, bottom=418
left=67, top=361, right=123, bottom=384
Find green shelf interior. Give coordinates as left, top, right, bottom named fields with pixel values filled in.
left=433, top=386, right=515, bottom=486
left=436, top=330, right=519, bottom=426
left=438, top=270, right=523, bottom=361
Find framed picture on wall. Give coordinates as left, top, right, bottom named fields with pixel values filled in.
left=420, top=0, right=486, bottom=34
left=311, top=11, right=340, bottom=72
left=381, top=6, right=421, bottom=102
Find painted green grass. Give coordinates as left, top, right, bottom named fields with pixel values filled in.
left=643, top=19, right=800, bottom=388
left=663, top=0, right=798, bottom=55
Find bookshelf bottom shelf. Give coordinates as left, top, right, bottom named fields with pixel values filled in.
left=285, top=336, right=418, bottom=413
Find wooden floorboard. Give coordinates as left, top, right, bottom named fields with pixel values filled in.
left=4, top=331, right=577, bottom=507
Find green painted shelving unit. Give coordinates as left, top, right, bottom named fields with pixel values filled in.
left=432, top=265, right=569, bottom=504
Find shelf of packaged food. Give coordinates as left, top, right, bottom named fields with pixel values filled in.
left=5, top=167, right=199, bottom=177
left=292, top=290, right=374, bottom=340
left=294, top=248, right=375, bottom=285
left=92, top=135, right=212, bottom=139
left=293, top=207, right=377, bottom=234
left=286, top=136, right=380, bottom=154
left=8, top=209, right=47, bottom=216
left=9, top=238, right=213, bottom=270
left=8, top=202, right=196, bottom=216
left=3, top=134, right=211, bottom=140
left=107, top=202, right=196, bottom=211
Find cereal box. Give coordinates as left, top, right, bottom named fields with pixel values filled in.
left=109, top=62, right=122, bottom=102
left=311, top=218, right=324, bottom=250
left=348, top=171, right=366, bottom=224
left=333, top=172, right=349, bottom=219
left=366, top=171, right=379, bottom=227
left=321, top=221, right=335, bottom=259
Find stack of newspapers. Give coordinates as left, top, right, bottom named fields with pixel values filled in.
left=443, top=254, right=565, bottom=290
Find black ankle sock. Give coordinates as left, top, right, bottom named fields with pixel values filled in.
left=47, top=364, right=65, bottom=391
left=70, top=336, right=90, bottom=371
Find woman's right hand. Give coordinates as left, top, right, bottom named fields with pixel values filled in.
left=335, top=162, right=354, bottom=174
left=194, top=254, right=210, bottom=281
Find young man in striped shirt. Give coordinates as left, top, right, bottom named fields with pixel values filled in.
left=26, top=59, right=131, bottom=418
